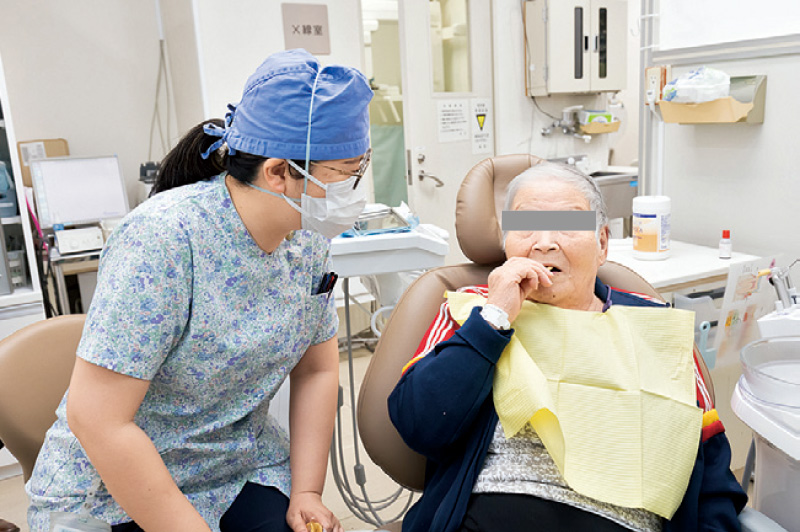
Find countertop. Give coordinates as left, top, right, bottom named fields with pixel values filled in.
left=607, top=239, right=760, bottom=290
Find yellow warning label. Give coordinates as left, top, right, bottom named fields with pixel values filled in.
left=476, top=114, right=486, bottom=130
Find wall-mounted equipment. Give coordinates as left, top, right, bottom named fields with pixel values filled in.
left=524, top=0, right=627, bottom=96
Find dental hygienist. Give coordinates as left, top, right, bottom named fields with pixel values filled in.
left=26, top=49, right=373, bottom=532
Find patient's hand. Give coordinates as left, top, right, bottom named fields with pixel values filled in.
left=486, top=257, right=553, bottom=323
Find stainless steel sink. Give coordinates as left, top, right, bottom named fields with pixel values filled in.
left=590, top=171, right=629, bottom=178
left=589, top=170, right=637, bottom=222
left=546, top=158, right=638, bottom=235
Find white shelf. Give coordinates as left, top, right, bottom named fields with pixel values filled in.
left=0, top=286, right=43, bottom=307
left=331, top=228, right=448, bottom=278
left=1, top=60, right=45, bottom=330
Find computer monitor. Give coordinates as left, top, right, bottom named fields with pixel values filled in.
left=30, top=155, right=130, bottom=229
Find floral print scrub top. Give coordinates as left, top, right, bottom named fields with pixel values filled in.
left=26, top=174, right=338, bottom=531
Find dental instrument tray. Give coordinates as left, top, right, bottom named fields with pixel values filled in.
left=344, top=206, right=413, bottom=237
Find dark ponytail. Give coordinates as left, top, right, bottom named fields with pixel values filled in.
left=152, top=118, right=305, bottom=195
left=151, top=119, right=227, bottom=195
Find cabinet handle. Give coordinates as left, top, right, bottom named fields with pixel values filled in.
left=584, top=35, right=589, bottom=51
left=594, top=35, right=599, bottom=52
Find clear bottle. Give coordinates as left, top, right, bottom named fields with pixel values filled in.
left=719, top=230, right=732, bottom=259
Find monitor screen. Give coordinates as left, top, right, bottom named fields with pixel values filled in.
left=30, top=156, right=130, bottom=229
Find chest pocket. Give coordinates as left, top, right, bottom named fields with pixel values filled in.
left=303, top=291, right=333, bottom=342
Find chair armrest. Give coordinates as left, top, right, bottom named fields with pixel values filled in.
left=739, top=507, right=788, bottom=532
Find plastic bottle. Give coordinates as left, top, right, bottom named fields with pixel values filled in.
left=719, top=230, right=732, bottom=259
left=632, top=196, right=671, bottom=260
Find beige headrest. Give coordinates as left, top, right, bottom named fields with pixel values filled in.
left=455, top=154, right=546, bottom=265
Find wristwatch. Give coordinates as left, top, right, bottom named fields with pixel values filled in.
left=480, top=304, right=511, bottom=330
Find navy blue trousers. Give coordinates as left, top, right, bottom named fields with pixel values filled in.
left=458, top=493, right=631, bottom=532
left=111, top=482, right=292, bottom=532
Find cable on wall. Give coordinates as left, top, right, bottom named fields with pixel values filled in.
left=531, top=95, right=559, bottom=120
left=148, top=0, right=173, bottom=162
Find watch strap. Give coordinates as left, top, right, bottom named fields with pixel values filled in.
left=480, top=303, right=511, bottom=330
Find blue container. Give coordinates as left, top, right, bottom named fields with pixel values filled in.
left=0, top=190, right=18, bottom=218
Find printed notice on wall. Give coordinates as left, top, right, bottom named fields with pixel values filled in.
left=19, top=142, right=46, bottom=167
left=282, top=3, right=331, bottom=55
left=437, top=99, right=469, bottom=143
left=471, top=98, right=493, bottom=154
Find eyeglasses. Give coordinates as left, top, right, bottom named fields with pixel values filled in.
left=310, top=148, right=372, bottom=189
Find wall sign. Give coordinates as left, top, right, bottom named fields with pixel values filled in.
left=282, top=3, right=331, bottom=55
left=436, top=99, right=469, bottom=143
left=471, top=98, right=493, bottom=154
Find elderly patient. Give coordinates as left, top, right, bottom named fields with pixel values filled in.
left=388, top=163, right=747, bottom=532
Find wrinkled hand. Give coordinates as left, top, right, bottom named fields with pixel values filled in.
left=486, top=257, right=553, bottom=323
left=286, top=491, right=343, bottom=532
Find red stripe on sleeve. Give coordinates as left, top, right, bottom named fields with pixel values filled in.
left=403, top=286, right=487, bottom=374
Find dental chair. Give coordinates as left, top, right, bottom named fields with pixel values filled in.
left=357, top=154, right=784, bottom=532
left=0, top=314, right=85, bottom=482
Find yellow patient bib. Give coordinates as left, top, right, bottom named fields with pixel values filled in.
left=446, top=291, right=702, bottom=519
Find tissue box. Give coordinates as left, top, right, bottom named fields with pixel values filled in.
left=579, top=110, right=613, bottom=124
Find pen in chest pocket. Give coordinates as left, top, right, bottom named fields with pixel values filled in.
left=316, top=272, right=339, bottom=294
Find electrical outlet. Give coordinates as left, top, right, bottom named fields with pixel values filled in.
left=645, top=66, right=672, bottom=103
left=645, top=67, right=665, bottom=103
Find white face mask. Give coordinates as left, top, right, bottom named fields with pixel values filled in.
left=248, top=161, right=367, bottom=239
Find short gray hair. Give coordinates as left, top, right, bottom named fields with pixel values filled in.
left=503, top=161, right=608, bottom=243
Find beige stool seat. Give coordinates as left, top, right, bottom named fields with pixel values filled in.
left=0, top=314, right=86, bottom=482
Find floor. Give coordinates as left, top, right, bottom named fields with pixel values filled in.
left=0, top=347, right=409, bottom=532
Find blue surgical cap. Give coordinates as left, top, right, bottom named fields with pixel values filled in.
left=202, top=49, right=373, bottom=162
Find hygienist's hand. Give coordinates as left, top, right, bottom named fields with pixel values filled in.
left=286, top=491, right=343, bottom=532
left=486, top=257, right=553, bottom=323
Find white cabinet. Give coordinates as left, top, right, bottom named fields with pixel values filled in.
left=0, top=52, right=45, bottom=341
left=525, top=0, right=627, bottom=96
left=0, top=52, right=45, bottom=472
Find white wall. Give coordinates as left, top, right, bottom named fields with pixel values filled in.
left=193, top=0, right=364, bottom=122
left=663, top=55, right=800, bottom=262
left=491, top=0, right=617, bottom=171
left=160, top=0, right=206, bottom=136
left=659, top=0, right=800, bottom=51
left=0, top=0, right=172, bottom=206
left=608, top=0, right=642, bottom=167
left=0, top=1, right=365, bottom=208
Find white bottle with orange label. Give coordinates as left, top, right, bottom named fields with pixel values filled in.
left=632, top=196, right=671, bottom=260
